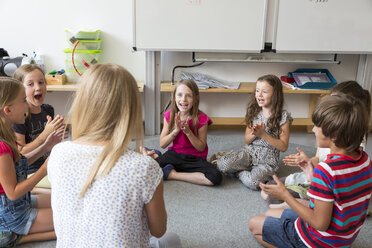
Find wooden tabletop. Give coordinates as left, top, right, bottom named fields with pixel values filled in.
left=160, top=81, right=330, bottom=94
left=47, top=81, right=144, bottom=92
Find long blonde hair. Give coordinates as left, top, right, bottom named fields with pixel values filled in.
left=0, top=77, right=24, bottom=161
left=70, top=63, right=144, bottom=197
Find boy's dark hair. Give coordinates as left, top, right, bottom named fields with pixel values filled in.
left=331, top=80, right=371, bottom=116
left=312, top=95, right=368, bottom=152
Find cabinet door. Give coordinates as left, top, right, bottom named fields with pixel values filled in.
left=133, top=0, right=267, bottom=52
left=274, top=0, right=372, bottom=53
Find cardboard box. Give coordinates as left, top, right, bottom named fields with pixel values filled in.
left=45, top=74, right=66, bottom=85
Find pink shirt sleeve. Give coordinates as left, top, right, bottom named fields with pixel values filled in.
left=164, top=110, right=171, bottom=123
left=0, top=141, right=14, bottom=160
left=197, top=112, right=212, bottom=129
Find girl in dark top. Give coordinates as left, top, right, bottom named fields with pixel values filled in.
left=13, top=64, right=65, bottom=174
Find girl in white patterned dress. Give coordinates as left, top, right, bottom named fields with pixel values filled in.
left=216, top=75, right=292, bottom=190
left=48, top=64, right=181, bottom=248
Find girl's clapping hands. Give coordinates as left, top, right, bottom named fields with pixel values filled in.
left=251, top=122, right=266, bottom=137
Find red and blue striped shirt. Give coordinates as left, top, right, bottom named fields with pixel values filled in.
left=295, top=151, right=372, bottom=248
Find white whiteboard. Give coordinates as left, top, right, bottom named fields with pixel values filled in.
left=274, top=0, right=372, bottom=53
left=133, top=0, right=267, bottom=52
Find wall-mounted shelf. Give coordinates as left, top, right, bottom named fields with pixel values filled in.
left=46, top=84, right=77, bottom=92
left=47, top=82, right=144, bottom=92
left=161, top=81, right=330, bottom=131
left=161, top=81, right=329, bottom=94
left=51, top=81, right=145, bottom=126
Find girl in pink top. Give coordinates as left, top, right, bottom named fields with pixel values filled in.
left=163, top=110, right=210, bottom=159
left=0, top=77, right=62, bottom=246
left=154, top=79, right=222, bottom=186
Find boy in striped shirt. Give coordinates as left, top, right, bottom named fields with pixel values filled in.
left=249, top=95, right=372, bottom=248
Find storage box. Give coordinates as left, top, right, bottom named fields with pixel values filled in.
left=288, top=69, right=337, bottom=89
left=45, top=74, right=66, bottom=85
left=65, top=69, right=87, bottom=83
left=67, top=39, right=102, bottom=50
left=63, top=49, right=102, bottom=63
left=65, top=59, right=99, bottom=71
left=65, top=30, right=100, bottom=40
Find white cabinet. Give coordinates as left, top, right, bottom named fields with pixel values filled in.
left=274, top=0, right=372, bottom=53
left=134, top=0, right=372, bottom=53
left=133, top=0, right=267, bottom=52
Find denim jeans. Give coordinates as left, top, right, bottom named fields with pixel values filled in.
left=262, top=209, right=307, bottom=248
left=0, top=157, right=38, bottom=235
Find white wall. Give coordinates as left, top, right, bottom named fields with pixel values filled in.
left=1, top=1, right=361, bottom=120
left=1, top=0, right=144, bottom=115
left=1, top=0, right=144, bottom=76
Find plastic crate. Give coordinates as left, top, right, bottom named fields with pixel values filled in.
left=65, top=30, right=100, bottom=40
left=288, top=69, right=337, bottom=90
left=65, top=59, right=99, bottom=71
left=65, top=69, right=87, bottom=83
left=67, top=39, right=102, bottom=50
left=64, top=49, right=102, bottom=63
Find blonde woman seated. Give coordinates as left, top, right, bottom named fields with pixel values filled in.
left=48, top=64, right=181, bottom=248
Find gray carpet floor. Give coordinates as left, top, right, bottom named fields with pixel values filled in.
left=19, top=130, right=372, bottom=248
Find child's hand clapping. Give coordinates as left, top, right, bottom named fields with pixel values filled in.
left=42, top=115, right=65, bottom=138
left=181, top=117, right=191, bottom=135
left=283, top=147, right=309, bottom=166
left=298, top=159, right=314, bottom=183
left=171, top=112, right=182, bottom=136
left=251, top=122, right=266, bottom=137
